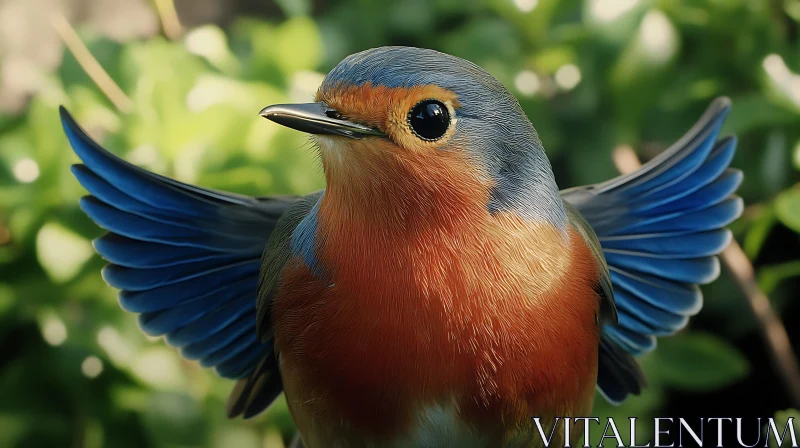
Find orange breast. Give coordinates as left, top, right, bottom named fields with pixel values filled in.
left=273, top=224, right=600, bottom=442
left=271, top=148, right=602, bottom=444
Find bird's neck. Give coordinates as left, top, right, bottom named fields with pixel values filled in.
left=320, top=139, right=493, bottom=232
left=318, top=137, right=568, bottom=236
left=484, top=136, right=568, bottom=230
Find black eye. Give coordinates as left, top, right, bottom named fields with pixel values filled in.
left=408, top=99, right=450, bottom=141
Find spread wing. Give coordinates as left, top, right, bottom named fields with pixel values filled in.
left=61, top=107, right=311, bottom=418
left=561, top=97, right=743, bottom=403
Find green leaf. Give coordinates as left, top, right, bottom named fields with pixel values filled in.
left=758, top=261, right=800, bottom=296
left=184, top=25, right=242, bottom=75
left=652, top=332, right=750, bottom=391
left=274, top=17, right=322, bottom=75
left=744, top=205, right=776, bottom=259
left=532, top=47, right=577, bottom=74
left=723, top=94, right=800, bottom=135
left=35, top=222, right=94, bottom=283
left=762, top=131, right=790, bottom=195
left=275, top=0, right=311, bottom=17
left=129, top=347, right=189, bottom=391
left=775, top=188, right=800, bottom=234
left=211, top=426, right=261, bottom=448
left=140, top=392, right=206, bottom=446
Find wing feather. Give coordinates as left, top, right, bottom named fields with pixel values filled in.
left=562, top=97, right=742, bottom=403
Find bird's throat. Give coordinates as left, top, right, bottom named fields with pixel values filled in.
left=316, top=135, right=493, bottom=230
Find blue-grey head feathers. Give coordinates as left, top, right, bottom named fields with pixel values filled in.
left=322, top=46, right=568, bottom=229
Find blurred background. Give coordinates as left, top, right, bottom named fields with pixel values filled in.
left=1, top=0, right=800, bottom=446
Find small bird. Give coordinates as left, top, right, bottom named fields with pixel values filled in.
left=61, top=46, right=742, bottom=447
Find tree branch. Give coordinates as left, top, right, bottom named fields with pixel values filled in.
left=51, top=15, right=132, bottom=113
left=153, top=0, right=183, bottom=40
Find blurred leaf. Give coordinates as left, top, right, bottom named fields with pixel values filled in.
left=35, top=222, right=93, bottom=283
left=762, top=53, right=800, bottom=114
left=130, top=347, right=189, bottom=391
left=532, top=47, right=578, bottom=74
left=610, top=9, right=680, bottom=123
left=440, top=17, right=522, bottom=71
left=795, top=140, right=800, bottom=171
left=759, top=261, right=800, bottom=296
left=274, top=17, right=322, bottom=75
left=652, top=332, right=750, bottom=391
left=762, top=131, right=789, bottom=195
left=184, top=25, right=242, bottom=75
left=775, top=187, right=800, bottom=233
left=388, top=0, right=434, bottom=34
left=744, top=205, right=776, bottom=259
left=723, top=94, right=800, bottom=135
left=211, top=426, right=262, bottom=448
left=275, top=0, right=311, bottom=17
left=141, top=392, right=206, bottom=445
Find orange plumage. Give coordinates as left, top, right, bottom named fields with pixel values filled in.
left=272, top=122, right=602, bottom=444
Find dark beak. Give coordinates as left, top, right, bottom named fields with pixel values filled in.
left=259, top=102, right=385, bottom=139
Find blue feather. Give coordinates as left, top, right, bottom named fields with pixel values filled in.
left=94, top=234, right=229, bottom=268
left=72, top=165, right=271, bottom=243
left=80, top=196, right=264, bottom=251
left=597, top=335, right=645, bottom=405
left=138, top=278, right=257, bottom=335
left=102, top=259, right=259, bottom=291
left=121, top=275, right=256, bottom=314
left=609, top=269, right=703, bottom=314
left=61, top=106, right=287, bottom=386
left=633, top=137, right=737, bottom=210
left=614, top=125, right=719, bottom=199
left=610, top=288, right=689, bottom=332
left=227, top=354, right=283, bottom=418
left=605, top=253, right=719, bottom=284
left=604, top=326, right=656, bottom=356
left=562, top=97, right=743, bottom=404
left=165, top=295, right=253, bottom=348
left=182, top=316, right=256, bottom=360
left=601, top=229, right=732, bottom=258
left=216, top=344, right=272, bottom=379
left=291, top=197, right=324, bottom=275
left=198, top=333, right=259, bottom=367
left=616, top=308, right=678, bottom=337
left=114, top=263, right=259, bottom=312
left=63, top=112, right=259, bottom=216
left=600, top=102, right=727, bottom=198
left=618, top=197, right=743, bottom=235
left=640, top=170, right=742, bottom=216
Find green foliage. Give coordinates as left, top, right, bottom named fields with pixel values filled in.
left=1, top=0, right=799, bottom=446
left=776, top=187, right=800, bottom=233
left=651, top=332, right=750, bottom=391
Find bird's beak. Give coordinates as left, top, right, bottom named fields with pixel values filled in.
left=259, top=102, right=385, bottom=139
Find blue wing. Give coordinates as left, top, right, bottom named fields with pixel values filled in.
left=61, top=107, right=293, bottom=417
left=561, top=97, right=743, bottom=403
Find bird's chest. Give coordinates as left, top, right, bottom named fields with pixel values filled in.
left=272, top=218, right=601, bottom=446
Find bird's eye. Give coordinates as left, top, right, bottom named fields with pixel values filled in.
left=408, top=99, right=450, bottom=141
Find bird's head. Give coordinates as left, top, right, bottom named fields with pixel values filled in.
left=261, top=46, right=567, bottom=227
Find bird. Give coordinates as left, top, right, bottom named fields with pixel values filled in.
left=61, top=46, right=742, bottom=447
